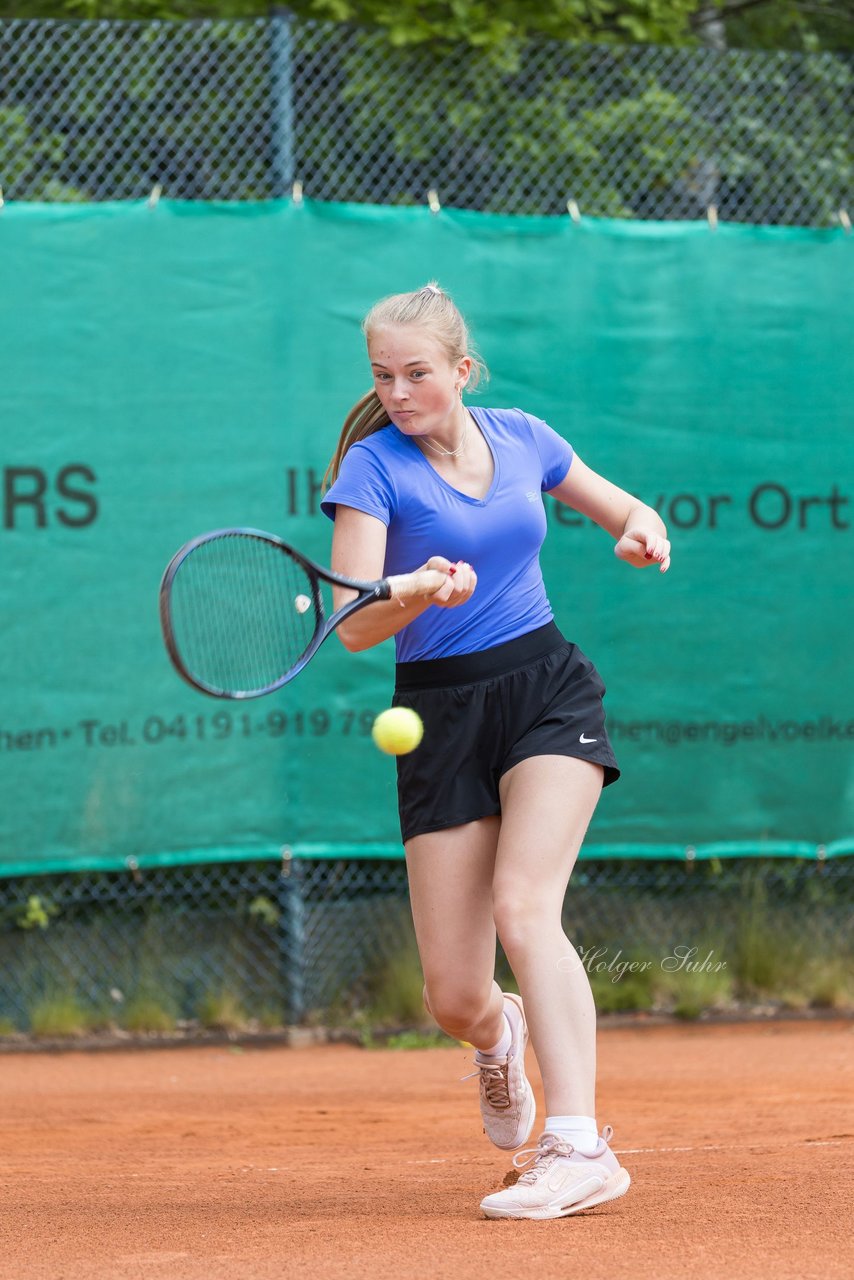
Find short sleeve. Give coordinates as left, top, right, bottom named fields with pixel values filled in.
left=521, top=411, right=574, bottom=491
left=320, top=440, right=398, bottom=526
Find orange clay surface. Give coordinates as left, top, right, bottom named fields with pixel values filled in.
left=2, top=1020, right=852, bottom=1280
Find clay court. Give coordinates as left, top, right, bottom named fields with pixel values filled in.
left=3, top=1018, right=851, bottom=1280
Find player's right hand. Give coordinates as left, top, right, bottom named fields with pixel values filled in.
left=420, top=556, right=477, bottom=609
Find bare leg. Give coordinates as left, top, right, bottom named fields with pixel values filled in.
left=494, top=755, right=604, bottom=1117
left=404, top=816, right=505, bottom=1050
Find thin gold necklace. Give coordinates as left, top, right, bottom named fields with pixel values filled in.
left=421, top=411, right=470, bottom=459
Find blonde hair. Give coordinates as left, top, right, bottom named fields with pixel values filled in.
left=323, top=282, right=488, bottom=487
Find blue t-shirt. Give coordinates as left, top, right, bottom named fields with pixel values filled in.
left=320, top=405, right=574, bottom=662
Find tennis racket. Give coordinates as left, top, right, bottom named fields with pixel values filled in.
left=159, top=527, right=448, bottom=699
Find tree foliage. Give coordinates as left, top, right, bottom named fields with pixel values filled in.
left=0, top=1, right=851, bottom=53
left=718, top=0, right=853, bottom=53
left=288, top=1, right=700, bottom=48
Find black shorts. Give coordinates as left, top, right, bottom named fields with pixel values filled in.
left=392, top=621, right=620, bottom=843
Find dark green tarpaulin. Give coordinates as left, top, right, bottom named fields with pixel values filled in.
left=1, top=200, right=851, bottom=874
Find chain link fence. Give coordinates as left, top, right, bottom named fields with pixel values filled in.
left=1, top=855, right=852, bottom=1033
left=0, top=16, right=850, bottom=223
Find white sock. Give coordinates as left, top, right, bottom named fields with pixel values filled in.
left=475, top=1014, right=512, bottom=1060
left=544, top=1114, right=601, bottom=1156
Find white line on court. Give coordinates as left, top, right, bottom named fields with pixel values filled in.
left=406, top=1136, right=852, bottom=1164
left=617, top=1137, right=851, bottom=1154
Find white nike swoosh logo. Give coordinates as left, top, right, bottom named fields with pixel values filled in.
left=550, top=1171, right=605, bottom=1198
left=579, top=734, right=598, bottom=744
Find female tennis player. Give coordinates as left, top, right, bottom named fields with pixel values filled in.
left=321, top=283, right=670, bottom=1220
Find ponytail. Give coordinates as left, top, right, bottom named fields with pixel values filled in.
left=322, top=389, right=390, bottom=489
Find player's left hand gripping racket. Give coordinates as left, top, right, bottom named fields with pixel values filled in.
left=159, top=527, right=447, bottom=699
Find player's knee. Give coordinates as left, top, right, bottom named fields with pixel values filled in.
left=422, top=981, right=490, bottom=1036
left=492, top=890, right=550, bottom=958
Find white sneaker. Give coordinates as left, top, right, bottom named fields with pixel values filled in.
left=462, top=992, right=536, bottom=1151
left=480, top=1126, right=630, bottom=1220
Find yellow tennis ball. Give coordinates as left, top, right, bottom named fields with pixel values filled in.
left=371, top=707, right=424, bottom=756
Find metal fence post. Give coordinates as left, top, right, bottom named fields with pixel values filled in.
left=269, top=8, right=295, bottom=198
left=278, top=846, right=305, bottom=1023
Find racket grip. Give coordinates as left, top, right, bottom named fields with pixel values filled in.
left=385, top=569, right=450, bottom=601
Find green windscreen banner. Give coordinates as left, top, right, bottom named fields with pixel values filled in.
left=1, top=201, right=852, bottom=875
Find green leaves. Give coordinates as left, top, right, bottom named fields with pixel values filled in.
left=293, top=0, right=700, bottom=49
left=15, top=894, right=58, bottom=930
left=1, top=0, right=849, bottom=51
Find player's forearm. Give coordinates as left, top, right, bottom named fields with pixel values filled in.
left=334, top=564, right=457, bottom=651
left=336, top=596, right=434, bottom=652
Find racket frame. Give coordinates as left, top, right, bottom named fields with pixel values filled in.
left=159, top=526, right=392, bottom=699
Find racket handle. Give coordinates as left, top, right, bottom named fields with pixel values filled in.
left=385, top=569, right=451, bottom=601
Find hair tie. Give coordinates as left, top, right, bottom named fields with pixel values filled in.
left=422, top=283, right=442, bottom=296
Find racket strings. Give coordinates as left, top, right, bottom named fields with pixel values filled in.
left=169, top=534, right=319, bottom=695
